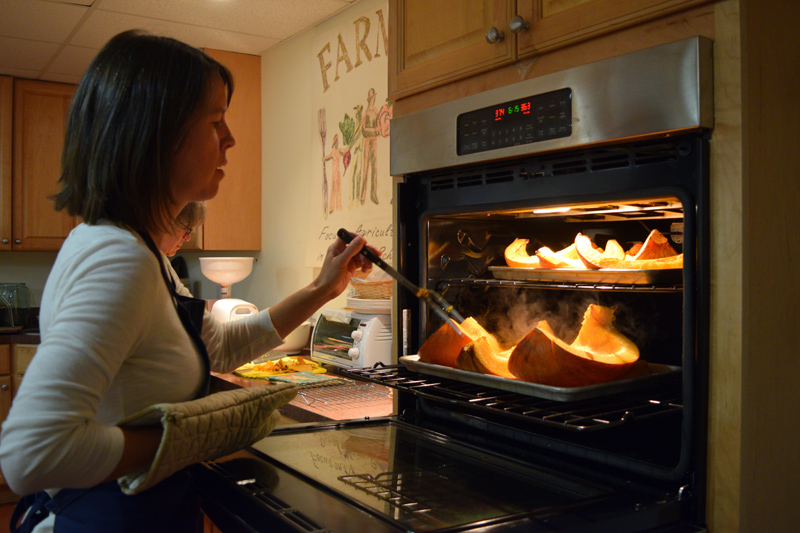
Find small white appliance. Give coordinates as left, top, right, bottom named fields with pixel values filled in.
left=211, top=298, right=258, bottom=323
left=311, top=308, right=392, bottom=369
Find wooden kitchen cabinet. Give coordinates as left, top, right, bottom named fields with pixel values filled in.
left=0, top=344, right=11, bottom=426
left=11, top=79, right=77, bottom=251
left=10, top=343, right=36, bottom=399
left=0, top=344, right=13, bottom=504
left=389, top=0, right=715, bottom=100
left=0, top=76, right=13, bottom=251
left=515, top=0, right=716, bottom=59
left=187, top=49, right=261, bottom=251
left=1, top=342, right=35, bottom=505
left=389, top=0, right=516, bottom=99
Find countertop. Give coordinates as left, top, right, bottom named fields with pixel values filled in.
left=0, top=331, right=40, bottom=345
left=210, top=366, right=395, bottom=424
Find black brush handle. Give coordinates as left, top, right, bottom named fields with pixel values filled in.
left=338, top=228, right=464, bottom=324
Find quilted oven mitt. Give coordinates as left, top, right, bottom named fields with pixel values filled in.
left=116, top=383, right=298, bottom=495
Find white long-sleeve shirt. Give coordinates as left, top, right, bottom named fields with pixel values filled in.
left=0, top=222, right=284, bottom=496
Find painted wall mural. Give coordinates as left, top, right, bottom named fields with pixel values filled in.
left=306, top=0, right=392, bottom=267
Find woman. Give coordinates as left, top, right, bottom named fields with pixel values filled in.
left=0, top=30, right=374, bottom=532
left=161, top=201, right=206, bottom=257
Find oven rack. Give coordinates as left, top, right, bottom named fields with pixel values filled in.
left=439, top=277, right=683, bottom=293
left=338, top=470, right=474, bottom=530
left=344, top=364, right=682, bottom=433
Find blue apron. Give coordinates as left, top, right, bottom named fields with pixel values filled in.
left=10, top=231, right=211, bottom=533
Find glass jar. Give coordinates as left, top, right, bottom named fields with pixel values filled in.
left=0, top=283, right=32, bottom=328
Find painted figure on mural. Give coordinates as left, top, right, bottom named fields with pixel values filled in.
left=323, top=133, right=349, bottom=213
left=347, top=104, right=363, bottom=208
left=360, top=88, right=380, bottom=205
left=317, top=89, right=390, bottom=215
left=318, top=108, right=328, bottom=218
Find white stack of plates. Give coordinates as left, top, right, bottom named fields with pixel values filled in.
left=347, top=297, right=391, bottom=315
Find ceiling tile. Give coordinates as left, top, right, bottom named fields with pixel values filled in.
left=0, top=0, right=359, bottom=81
left=46, top=0, right=94, bottom=5
left=70, top=10, right=278, bottom=55
left=0, top=36, right=61, bottom=70
left=0, top=0, right=88, bottom=43
left=47, top=45, right=98, bottom=76
left=0, top=65, right=41, bottom=80
left=97, top=0, right=352, bottom=40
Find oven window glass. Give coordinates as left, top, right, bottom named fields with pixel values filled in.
left=251, top=422, right=609, bottom=531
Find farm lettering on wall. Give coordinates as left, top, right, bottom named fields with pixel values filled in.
left=306, top=0, right=392, bottom=267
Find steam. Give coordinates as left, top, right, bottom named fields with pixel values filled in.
left=475, top=289, right=664, bottom=352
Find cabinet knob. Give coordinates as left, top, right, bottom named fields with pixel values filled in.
left=1, top=384, right=8, bottom=391
left=485, top=26, right=504, bottom=44
left=509, top=15, right=529, bottom=33
left=1, top=238, right=8, bottom=244
left=15, top=239, right=21, bottom=244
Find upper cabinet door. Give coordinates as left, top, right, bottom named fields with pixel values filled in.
left=390, top=0, right=516, bottom=100
left=0, top=77, right=12, bottom=251
left=515, top=0, right=715, bottom=58
left=201, top=49, right=262, bottom=251
left=12, top=79, right=77, bottom=251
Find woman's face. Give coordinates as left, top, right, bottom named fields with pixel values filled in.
left=163, top=227, right=193, bottom=257
left=169, top=74, right=236, bottom=208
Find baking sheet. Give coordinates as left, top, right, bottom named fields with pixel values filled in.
left=399, top=355, right=680, bottom=402
left=489, top=266, right=682, bottom=285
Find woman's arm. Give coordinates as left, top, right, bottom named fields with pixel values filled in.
left=269, top=233, right=374, bottom=338
left=102, top=426, right=164, bottom=483
left=198, top=233, right=377, bottom=373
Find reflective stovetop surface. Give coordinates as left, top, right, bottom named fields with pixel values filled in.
left=251, top=420, right=609, bottom=531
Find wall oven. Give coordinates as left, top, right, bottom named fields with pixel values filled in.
left=194, top=37, right=712, bottom=532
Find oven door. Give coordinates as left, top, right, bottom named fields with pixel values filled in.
left=193, top=418, right=698, bottom=533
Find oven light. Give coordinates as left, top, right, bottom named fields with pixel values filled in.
left=533, top=207, right=571, bottom=214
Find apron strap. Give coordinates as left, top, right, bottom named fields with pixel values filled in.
left=10, top=492, right=51, bottom=533
left=137, top=230, right=211, bottom=397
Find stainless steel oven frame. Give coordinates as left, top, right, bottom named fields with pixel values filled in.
left=384, top=36, right=712, bottom=530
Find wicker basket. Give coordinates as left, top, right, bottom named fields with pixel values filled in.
left=350, top=279, right=392, bottom=299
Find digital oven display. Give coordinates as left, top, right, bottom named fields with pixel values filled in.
left=457, top=87, right=572, bottom=155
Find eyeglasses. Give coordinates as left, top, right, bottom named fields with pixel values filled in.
left=181, top=228, right=193, bottom=240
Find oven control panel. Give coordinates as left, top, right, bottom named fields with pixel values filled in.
left=457, top=88, right=572, bottom=155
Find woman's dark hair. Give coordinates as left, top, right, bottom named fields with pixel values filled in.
left=54, top=30, right=233, bottom=234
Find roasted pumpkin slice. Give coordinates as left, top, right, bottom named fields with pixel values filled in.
left=601, top=239, right=625, bottom=260
left=575, top=233, right=683, bottom=270
left=508, top=305, right=644, bottom=387
left=418, top=317, right=501, bottom=368
left=553, top=243, right=581, bottom=260
left=456, top=337, right=516, bottom=379
left=570, top=305, right=639, bottom=364
left=625, top=242, right=643, bottom=260
left=535, top=246, right=585, bottom=269
left=631, top=229, right=679, bottom=260
left=504, top=238, right=540, bottom=268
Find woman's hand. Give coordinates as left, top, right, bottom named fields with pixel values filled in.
left=315, top=232, right=379, bottom=300
left=268, top=232, right=381, bottom=339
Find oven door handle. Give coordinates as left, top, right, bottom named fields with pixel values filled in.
left=337, top=228, right=466, bottom=328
